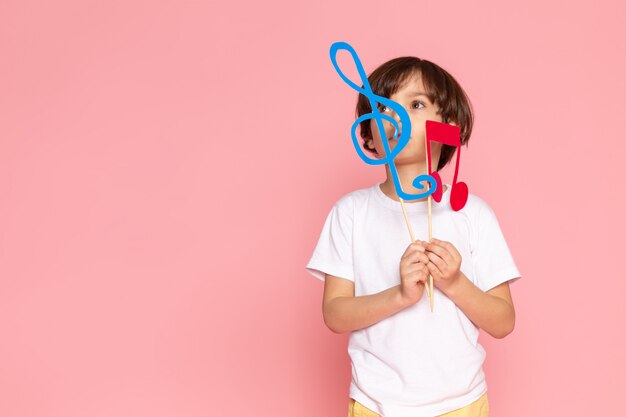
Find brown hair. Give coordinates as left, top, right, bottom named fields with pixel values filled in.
left=356, top=57, right=474, bottom=171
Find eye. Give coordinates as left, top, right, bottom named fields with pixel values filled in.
left=412, top=101, right=425, bottom=109
left=378, top=104, right=390, bottom=112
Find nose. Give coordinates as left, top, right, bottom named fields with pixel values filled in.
left=389, top=111, right=402, bottom=138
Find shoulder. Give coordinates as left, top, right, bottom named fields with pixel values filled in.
left=331, top=185, right=373, bottom=212
left=461, top=192, right=500, bottom=226
left=463, top=192, right=495, bottom=215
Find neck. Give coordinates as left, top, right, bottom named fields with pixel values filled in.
left=381, top=162, right=446, bottom=203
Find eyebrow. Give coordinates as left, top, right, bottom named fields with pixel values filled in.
left=390, top=91, right=432, bottom=103
left=393, top=91, right=431, bottom=103
left=407, top=91, right=429, bottom=98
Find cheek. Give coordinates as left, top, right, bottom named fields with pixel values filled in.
left=428, top=142, right=443, bottom=155
left=369, top=117, right=399, bottom=139
left=369, top=120, right=385, bottom=139
left=431, top=145, right=447, bottom=164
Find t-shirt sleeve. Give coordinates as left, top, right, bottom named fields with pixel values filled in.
left=470, top=202, right=521, bottom=292
left=305, top=202, right=354, bottom=283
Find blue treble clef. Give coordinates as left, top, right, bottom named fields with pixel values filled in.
left=329, top=41, right=437, bottom=200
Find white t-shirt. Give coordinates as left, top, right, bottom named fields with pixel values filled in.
left=305, top=182, right=521, bottom=417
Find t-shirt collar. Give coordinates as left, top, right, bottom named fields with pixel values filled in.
left=372, top=182, right=452, bottom=213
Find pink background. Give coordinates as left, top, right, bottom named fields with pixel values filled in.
left=1, top=0, right=625, bottom=416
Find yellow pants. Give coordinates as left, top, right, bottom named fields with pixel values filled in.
left=348, top=392, right=489, bottom=417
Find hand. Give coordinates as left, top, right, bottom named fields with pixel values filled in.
left=398, top=241, right=431, bottom=305
left=423, top=238, right=463, bottom=294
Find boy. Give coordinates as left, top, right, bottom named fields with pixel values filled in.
left=306, top=56, right=521, bottom=417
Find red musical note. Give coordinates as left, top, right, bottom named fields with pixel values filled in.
left=425, top=120, right=469, bottom=211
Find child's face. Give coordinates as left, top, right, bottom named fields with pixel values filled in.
left=367, top=73, right=447, bottom=167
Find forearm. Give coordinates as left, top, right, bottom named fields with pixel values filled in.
left=444, top=273, right=515, bottom=338
left=323, top=285, right=412, bottom=334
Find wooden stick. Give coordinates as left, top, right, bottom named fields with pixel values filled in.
left=425, top=131, right=435, bottom=312
left=427, top=190, right=434, bottom=312
left=399, top=197, right=415, bottom=241
left=399, top=197, right=431, bottom=300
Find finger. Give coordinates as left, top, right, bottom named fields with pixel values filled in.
left=418, top=264, right=430, bottom=282
left=401, top=242, right=426, bottom=259
left=425, top=239, right=454, bottom=266
left=426, top=260, right=443, bottom=279
left=414, top=251, right=430, bottom=265
left=433, top=238, right=461, bottom=260
left=405, top=262, right=428, bottom=276
left=404, top=249, right=430, bottom=268
left=425, top=250, right=447, bottom=273
left=413, top=266, right=429, bottom=283
left=403, top=241, right=424, bottom=255
left=411, top=241, right=426, bottom=252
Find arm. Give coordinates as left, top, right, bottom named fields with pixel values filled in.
left=322, top=242, right=429, bottom=334
left=322, top=274, right=414, bottom=334
left=422, top=238, right=517, bottom=339
left=445, top=277, right=516, bottom=339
